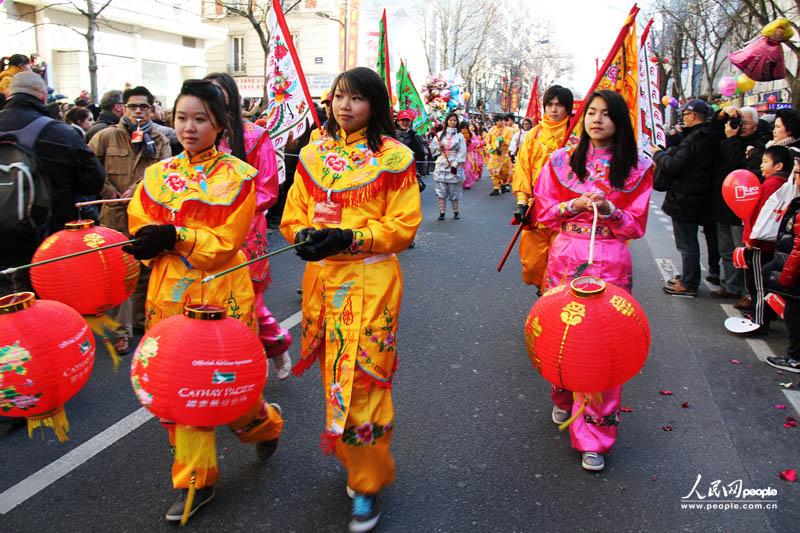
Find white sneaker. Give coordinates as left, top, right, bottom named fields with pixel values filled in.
left=274, top=352, right=292, bottom=380
left=551, top=405, right=570, bottom=425
left=581, top=451, right=605, bottom=471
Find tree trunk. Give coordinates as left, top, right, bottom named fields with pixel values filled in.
left=86, top=11, right=98, bottom=101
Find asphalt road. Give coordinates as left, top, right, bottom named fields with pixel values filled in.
left=1, top=172, right=799, bottom=532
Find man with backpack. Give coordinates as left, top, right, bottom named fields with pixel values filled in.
left=0, top=71, right=105, bottom=296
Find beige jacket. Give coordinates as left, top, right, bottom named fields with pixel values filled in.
left=89, top=120, right=171, bottom=233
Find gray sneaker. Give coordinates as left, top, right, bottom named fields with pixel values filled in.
left=165, top=486, right=215, bottom=522
left=552, top=405, right=570, bottom=425
left=581, top=452, right=605, bottom=471
left=766, top=356, right=800, bottom=373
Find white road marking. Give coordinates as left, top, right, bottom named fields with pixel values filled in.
left=658, top=216, right=669, bottom=223
left=0, top=310, right=304, bottom=514
left=783, top=390, right=800, bottom=417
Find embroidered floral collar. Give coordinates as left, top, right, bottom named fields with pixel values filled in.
left=339, top=128, right=368, bottom=146
left=186, top=146, right=219, bottom=164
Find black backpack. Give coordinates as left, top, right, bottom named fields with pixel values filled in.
left=0, top=116, right=54, bottom=241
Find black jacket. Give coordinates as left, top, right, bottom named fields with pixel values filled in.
left=0, top=94, right=105, bottom=236
left=654, top=122, right=715, bottom=223
left=710, top=112, right=768, bottom=225
left=395, top=127, right=426, bottom=172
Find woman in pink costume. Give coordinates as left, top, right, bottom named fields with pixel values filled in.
left=533, top=90, right=653, bottom=472
left=464, top=122, right=485, bottom=189
left=206, top=72, right=293, bottom=379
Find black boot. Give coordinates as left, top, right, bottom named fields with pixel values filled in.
left=454, top=212, right=460, bottom=219
left=437, top=212, right=445, bottom=221
left=489, top=189, right=500, bottom=197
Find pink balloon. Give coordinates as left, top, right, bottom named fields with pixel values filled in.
left=718, top=76, right=737, bottom=97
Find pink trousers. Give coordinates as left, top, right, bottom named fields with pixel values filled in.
left=255, top=289, right=292, bottom=358
left=551, top=385, right=621, bottom=454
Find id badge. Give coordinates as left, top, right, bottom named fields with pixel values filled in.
left=131, top=129, right=143, bottom=143
left=313, top=200, right=343, bottom=224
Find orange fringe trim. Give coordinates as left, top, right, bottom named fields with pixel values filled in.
left=140, top=179, right=253, bottom=227
left=299, top=165, right=417, bottom=209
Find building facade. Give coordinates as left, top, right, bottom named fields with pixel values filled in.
left=1, top=1, right=226, bottom=103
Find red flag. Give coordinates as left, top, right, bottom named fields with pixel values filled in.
left=525, top=77, right=541, bottom=125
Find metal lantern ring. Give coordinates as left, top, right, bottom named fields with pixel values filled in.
left=0, top=292, right=96, bottom=442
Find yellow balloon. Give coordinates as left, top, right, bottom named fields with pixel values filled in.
left=463, top=91, right=471, bottom=100
left=736, top=75, right=755, bottom=93
left=661, top=95, right=671, bottom=106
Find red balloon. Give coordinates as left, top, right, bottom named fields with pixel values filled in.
left=722, top=169, right=761, bottom=219
left=130, top=305, right=267, bottom=427
left=31, top=220, right=139, bottom=316
left=768, top=95, right=777, bottom=104
left=524, top=277, right=650, bottom=392
left=649, top=56, right=659, bottom=63
left=0, top=292, right=95, bottom=441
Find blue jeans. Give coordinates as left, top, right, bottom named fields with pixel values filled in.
left=717, top=224, right=745, bottom=295
left=672, top=219, right=700, bottom=290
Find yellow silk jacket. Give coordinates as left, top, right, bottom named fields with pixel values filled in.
left=128, top=147, right=258, bottom=330
left=280, top=128, right=421, bottom=438
left=512, top=116, right=574, bottom=204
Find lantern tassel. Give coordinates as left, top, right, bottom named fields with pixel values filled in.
left=558, top=397, right=589, bottom=432
left=27, top=408, right=70, bottom=442
left=181, top=474, right=197, bottom=527
left=87, top=315, right=122, bottom=369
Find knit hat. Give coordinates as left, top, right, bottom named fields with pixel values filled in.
left=9, top=71, right=47, bottom=100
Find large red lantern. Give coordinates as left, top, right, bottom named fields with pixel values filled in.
left=722, top=169, right=761, bottom=220
left=524, top=276, right=650, bottom=393
left=130, top=304, right=267, bottom=427
left=0, top=292, right=95, bottom=441
left=30, top=220, right=139, bottom=366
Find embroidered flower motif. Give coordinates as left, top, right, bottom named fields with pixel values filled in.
left=11, top=393, right=40, bottom=410
left=165, top=173, right=188, bottom=193
left=355, top=422, right=373, bottom=444
left=324, top=153, right=347, bottom=173
left=275, top=44, right=288, bottom=60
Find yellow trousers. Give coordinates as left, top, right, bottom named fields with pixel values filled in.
left=321, top=350, right=396, bottom=495
left=487, top=156, right=511, bottom=189
left=164, top=397, right=283, bottom=489
left=519, top=225, right=555, bottom=288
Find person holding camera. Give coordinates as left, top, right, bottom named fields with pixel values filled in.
left=710, top=106, right=767, bottom=305
left=653, top=100, right=717, bottom=297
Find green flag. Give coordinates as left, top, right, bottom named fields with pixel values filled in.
left=376, top=9, right=393, bottom=105
left=396, top=61, right=431, bottom=134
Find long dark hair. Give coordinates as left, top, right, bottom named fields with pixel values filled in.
left=569, top=90, right=637, bottom=188
left=173, top=79, right=231, bottom=148
left=204, top=72, right=247, bottom=160
left=324, top=67, right=394, bottom=152
left=440, top=113, right=460, bottom=141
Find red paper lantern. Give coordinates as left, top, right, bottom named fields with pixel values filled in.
left=524, top=276, right=650, bottom=392
left=30, top=220, right=139, bottom=316
left=130, top=304, right=267, bottom=427
left=649, top=56, right=659, bottom=63
left=722, top=169, right=761, bottom=220
left=0, top=292, right=95, bottom=441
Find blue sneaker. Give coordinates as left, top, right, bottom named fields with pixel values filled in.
left=349, top=493, right=381, bottom=532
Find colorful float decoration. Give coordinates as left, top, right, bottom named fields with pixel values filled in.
left=0, top=292, right=95, bottom=442
left=729, top=18, right=794, bottom=82
left=524, top=276, right=650, bottom=426
left=30, top=220, right=139, bottom=367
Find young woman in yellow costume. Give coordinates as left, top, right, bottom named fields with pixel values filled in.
left=512, top=85, right=576, bottom=288
left=280, top=67, right=421, bottom=533
left=486, top=114, right=512, bottom=196
left=125, top=80, right=283, bottom=524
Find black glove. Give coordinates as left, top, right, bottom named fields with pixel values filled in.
left=295, top=227, right=314, bottom=245
left=450, top=166, right=458, bottom=175
left=513, top=203, right=530, bottom=224
left=296, top=228, right=354, bottom=261
left=123, top=224, right=177, bottom=260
